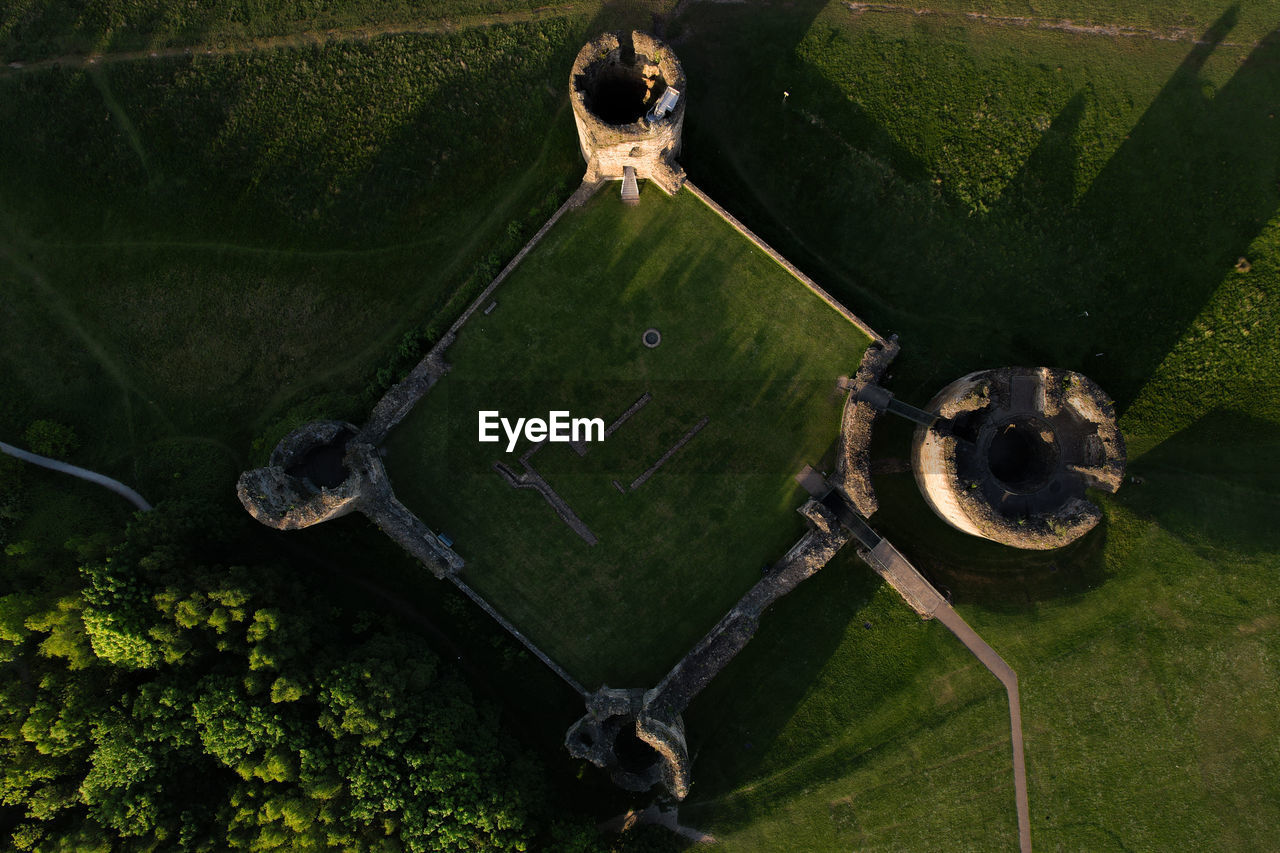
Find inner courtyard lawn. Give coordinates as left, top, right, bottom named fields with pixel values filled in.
left=383, top=186, right=871, bottom=688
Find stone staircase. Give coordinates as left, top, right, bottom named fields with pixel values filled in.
left=621, top=165, right=640, bottom=204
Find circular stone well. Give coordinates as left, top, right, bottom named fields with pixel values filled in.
left=911, top=367, right=1126, bottom=549
left=643, top=328, right=661, bottom=348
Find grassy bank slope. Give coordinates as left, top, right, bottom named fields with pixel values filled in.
left=0, top=20, right=589, bottom=508
left=676, top=1, right=1280, bottom=848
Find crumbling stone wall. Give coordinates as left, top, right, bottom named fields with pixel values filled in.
left=565, top=500, right=851, bottom=800
left=237, top=421, right=364, bottom=530
left=834, top=339, right=901, bottom=516
left=358, top=334, right=454, bottom=447
left=238, top=422, right=463, bottom=576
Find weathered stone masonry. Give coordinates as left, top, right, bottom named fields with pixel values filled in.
left=912, top=366, right=1125, bottom=549
left=571, top=31, right=686, bottom=195
left=565, top=500, right=853, bottom=800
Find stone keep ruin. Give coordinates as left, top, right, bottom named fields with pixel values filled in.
left=571, top=31, right=686, bottom=201
left=912, top=367, right=1126, bottom=549
left=237, top=36, right=1116, bottom=839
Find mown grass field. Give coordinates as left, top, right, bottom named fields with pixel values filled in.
left=673, top=1, right=1280, bottom=849
left=384, top=187, right=870, bottom=688
left=2, top=0, right=1277, bottom=848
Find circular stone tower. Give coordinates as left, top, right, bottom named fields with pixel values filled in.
left=912, top=367, right=1125, bottom=549
left=237, top=421, right=365, bottom=530
left=570, top=31, right=686, bottom=195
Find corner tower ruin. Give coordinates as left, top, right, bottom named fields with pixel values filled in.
left=912, top=367, right=1126, bottom=549
left=570, top=31, right=686, bottom=200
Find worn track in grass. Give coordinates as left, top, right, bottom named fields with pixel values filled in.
left=0, top=2, right=593, bottom=77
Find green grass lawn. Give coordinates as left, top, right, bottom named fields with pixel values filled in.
left=383, top=186, right=871, bottom=688
left=671, top=1, right=1280, bottom=849
left=3, top=0, right=1278, bottom=847
left=681, top=548, right=1020, bottom=849
left=0, top=19, right=592, bottom=507
left=0, top=0, right=563, bottom=62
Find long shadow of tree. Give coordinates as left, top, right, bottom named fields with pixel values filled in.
left=681, top=3, right=1279, bottom=399
left=1116, top=409, right=1280, bottom=555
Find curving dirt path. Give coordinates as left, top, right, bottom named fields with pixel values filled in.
left=842, top=1, right=1247, bottom=46
left=0, top=2, right=590, bottom=77
left=1, top=440, right=151, bottom=511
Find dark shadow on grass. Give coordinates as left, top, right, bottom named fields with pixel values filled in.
left=681, top=548, right=1013, bottom=835
left=681, top=550, right=884, bottom=797
left=1069, top=8, right=1280, bottom=410
left=668, top=2, right=1280, bottom=602
left=1116, top=409, right=1280, bottom=555
left=1002, top=91, right=1088, bottom=216
left=675, top=0, right=928, bottom=320
left=673, top=3, right=1280, bottom=399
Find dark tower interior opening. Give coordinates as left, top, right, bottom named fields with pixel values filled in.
left=286, top=428, right=354, bottom=489
left=578, top=34, right=668, bottom=127
left=613, top=725, right=660, bottom=774
left=988, top=419, right=1058, bottom=493
left=583, top=61, right=664, bottom=125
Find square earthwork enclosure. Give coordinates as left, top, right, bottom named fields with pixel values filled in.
left=384, top=187, right=870, bottom=688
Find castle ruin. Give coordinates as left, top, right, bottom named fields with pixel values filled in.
left=570, top=31, right=686, bottom=201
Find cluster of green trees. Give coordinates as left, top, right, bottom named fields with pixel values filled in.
left=2, top=503, right=663, bottom=851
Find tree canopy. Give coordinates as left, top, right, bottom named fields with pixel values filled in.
left=0, top=503, right=620, bottom=852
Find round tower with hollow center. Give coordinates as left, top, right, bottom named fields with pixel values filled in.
left=570, top=31, right=686, bottom=198
left=912, top=366, right=1126, bottom=549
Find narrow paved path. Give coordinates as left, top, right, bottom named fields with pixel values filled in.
left=0, top=441, right=151, bottom=511
left=851, top=513, right=1030, bottom=852
left=933, top=603, right=1031, bottom=853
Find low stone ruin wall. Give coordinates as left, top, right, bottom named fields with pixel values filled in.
left=238, top=425, right=464, bottom=576
left=566, top=499, right=853, bottom=800
left=358, top=335, right=455, bottom=447
left=834, top=339, right=900, bottom=516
